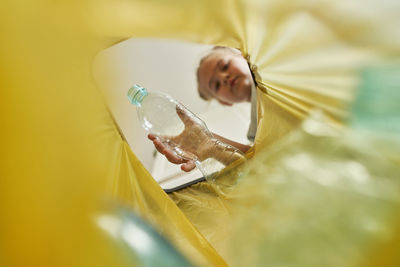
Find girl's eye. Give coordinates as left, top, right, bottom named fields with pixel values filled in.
left=222, top=62, right=229, bottom=71
left=215, top=81, right=220, bottom=92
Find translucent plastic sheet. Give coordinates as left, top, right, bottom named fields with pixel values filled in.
left=1, top=0, right=400, bottom=266
left=228, top=117, right=400, bottom=267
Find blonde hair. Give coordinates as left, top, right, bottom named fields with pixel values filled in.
left=196, top=46, right=241, bottom=101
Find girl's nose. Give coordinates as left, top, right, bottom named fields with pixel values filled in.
left=218, top=72, right=230, bottom=85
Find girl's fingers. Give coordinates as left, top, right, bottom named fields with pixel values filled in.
left=151, top=133, right=195, bottom=169
left=164, top=149, right=185, bottom=164
left=181, top=160, right=196, bottom=172
left=148, top=134, right=157, bottom=141
left=153, top=138, right=185, bottom=164
left=153, top=139, right=166, bottom=154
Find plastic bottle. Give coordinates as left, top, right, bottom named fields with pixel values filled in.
left=127, top=84, right=244, bottom=179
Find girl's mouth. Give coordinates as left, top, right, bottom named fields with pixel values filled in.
left=230, top=77, right=238, bottom=89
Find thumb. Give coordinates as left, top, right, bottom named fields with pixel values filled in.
left=176, top=104, right=194, bottom=128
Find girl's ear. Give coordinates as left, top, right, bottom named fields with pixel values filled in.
left=218, top=100, right=233, bottom=106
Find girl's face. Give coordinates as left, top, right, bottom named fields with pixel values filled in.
left=197, top=51, right=253, bottom=105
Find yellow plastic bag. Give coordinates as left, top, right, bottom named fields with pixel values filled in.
left=1, top=0, right=399, bottom=266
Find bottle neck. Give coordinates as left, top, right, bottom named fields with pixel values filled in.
left=127, top=84, right=148, bottom=106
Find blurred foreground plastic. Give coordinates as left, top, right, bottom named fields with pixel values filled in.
left=97, top=205, right=194, bottom=267
left=227, top=64, right=400, bottom=266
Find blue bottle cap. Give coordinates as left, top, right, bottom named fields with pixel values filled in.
left=127, top=84, right=148, bottom=106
